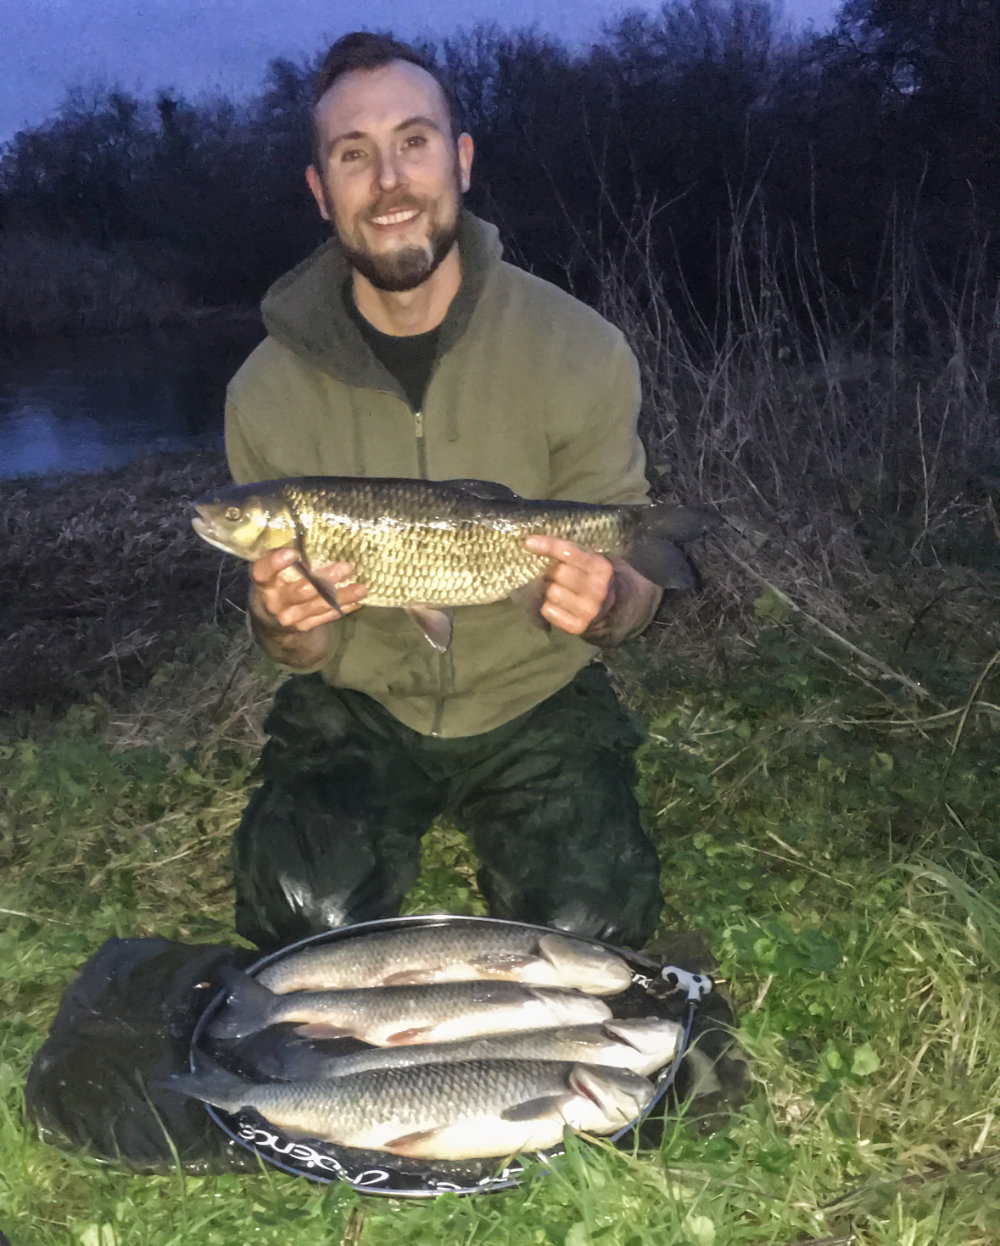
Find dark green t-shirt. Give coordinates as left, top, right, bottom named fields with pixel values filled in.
left=345, top=283, right=439, bottom=412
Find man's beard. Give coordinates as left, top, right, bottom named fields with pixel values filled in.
left=340, top=213, right=460, bottom=292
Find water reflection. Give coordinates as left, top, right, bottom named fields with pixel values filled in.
left=0, top=322, right=263, bottom=479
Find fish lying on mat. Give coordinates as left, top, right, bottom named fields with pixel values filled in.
left=253, top=923, right=632, bottom=996
left=208, top=969, right=612, bottom=1045
left=168, top=1057, right=655, bottom=1160
left=252, top=1017, right=683, bottom=1082
left=190, top=475, right=720, bottom=650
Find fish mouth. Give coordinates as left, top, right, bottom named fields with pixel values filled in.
left=191, top=507, right=220, bottom=541
left=191, top=509, right=239, bottom=557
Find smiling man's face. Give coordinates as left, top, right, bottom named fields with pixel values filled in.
left=306, top=60, right=473, bottom=292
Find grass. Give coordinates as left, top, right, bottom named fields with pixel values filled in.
left=2, top=235, right=999, bottom=1238
left=2, top=557, right=999, bottom=1242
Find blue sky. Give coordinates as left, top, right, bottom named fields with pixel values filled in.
left=0, top=0, right=841, bottom=144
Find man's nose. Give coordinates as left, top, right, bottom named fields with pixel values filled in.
left=375, top=147, right=405, bottom=192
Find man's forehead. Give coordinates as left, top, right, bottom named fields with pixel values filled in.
left=314, top=60, right=450, bottom=140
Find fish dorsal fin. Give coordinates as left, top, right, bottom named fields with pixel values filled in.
left=406, top=605, right=454, bottom=651
left=438, top=478, right=523, bottom=502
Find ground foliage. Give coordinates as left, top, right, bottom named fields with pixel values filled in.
left=1, top=445, right=999, bottom=1244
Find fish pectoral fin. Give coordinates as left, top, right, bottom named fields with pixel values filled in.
left=470, top=952, right=539, bottom=976
left=384, top=1025, right=436, bottom=1045
left=294, top=559, right=344, bottom=616
left=380, top=968, right=440, bottom=986
left=500, top=1094, right=567, bottom=1123
left=509, top=578, right=550, bottom=631
left=406, top=605, right=453, bottom=652
left=439, top=478, right=522, bottom=501
left=293, top=1023, right=353, bottom=1040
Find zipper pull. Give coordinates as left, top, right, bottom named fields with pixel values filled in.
left=414, top=409, right=424, bottom=438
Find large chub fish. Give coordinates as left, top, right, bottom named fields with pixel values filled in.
left=168, top=1057, right=654, bottom=1160
left=191, top=475, right=719, bottom=649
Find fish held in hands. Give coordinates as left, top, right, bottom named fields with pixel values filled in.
left=190, top=475, right=720, bottom=650
left=167, top=1057, right=655, bottom=1160
left=254, top=924, right=633, bottom=996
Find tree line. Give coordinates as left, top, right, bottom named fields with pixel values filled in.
left=1, top=0, right=997, bottom=344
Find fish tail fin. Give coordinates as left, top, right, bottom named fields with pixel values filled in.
left=627, top=504, right=721, bottom=590
left=163, top=1057, right=252, bottom=1114
left=205, top=967, right=278, bottom=1041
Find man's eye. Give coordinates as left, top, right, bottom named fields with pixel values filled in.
left=403, top=134, right=427, bottom=149
left=340, top=148, right=366, bottom=163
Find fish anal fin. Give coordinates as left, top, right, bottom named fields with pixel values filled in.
left=510, top=578, right=551, bottom=631
left=407, top=605, right=453, bottom=652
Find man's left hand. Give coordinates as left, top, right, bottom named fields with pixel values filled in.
left=525, top=534, right=663, bottom=645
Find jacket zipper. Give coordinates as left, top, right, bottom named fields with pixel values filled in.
left=414, top=408, right=428, bottom=479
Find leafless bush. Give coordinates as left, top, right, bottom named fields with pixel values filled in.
left=0, top=231, right=190, bottom=336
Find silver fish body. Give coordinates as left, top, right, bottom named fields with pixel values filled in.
left=208, top=970, right=613, bottom=1045
left=257, top=1017, right=683, bottom=1082
left=254, top=925, right=633, bottom=996
left=169, top=1057, right=654, bottom=1159
left=191, top=476, right=719, bottom=610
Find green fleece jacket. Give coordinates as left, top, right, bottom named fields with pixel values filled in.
left=225, top=211, right=651, bottom=737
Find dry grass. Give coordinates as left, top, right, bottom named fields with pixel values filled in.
left=0, top=447, right=248, bottom=731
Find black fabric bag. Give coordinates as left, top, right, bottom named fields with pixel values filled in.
left=24, top=937, right=260, bottom=1173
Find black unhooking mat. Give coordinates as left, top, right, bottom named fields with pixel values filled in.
left=24, top=931, right=746, bottom=1178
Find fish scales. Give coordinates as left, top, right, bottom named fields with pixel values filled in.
left=254, top=923, right=633, bottom=995
left=280, top=478, right=637, bottom=607
left=170, top=1057, right=655, bottom=1159
left=208, top=971, right=613, bottom=1044
left=255, top=1018, right=682, bottom=1082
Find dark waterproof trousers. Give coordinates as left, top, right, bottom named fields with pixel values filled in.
left=233, top=663, right=663, bottom=951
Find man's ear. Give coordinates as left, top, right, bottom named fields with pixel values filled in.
left=457, top=133, right=474, bottom=194
left=305, top=165, right=330, bottom=221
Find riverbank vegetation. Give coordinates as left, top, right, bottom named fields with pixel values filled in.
left=2, top=259, right=999, bottom=1240
left=1, top=433, right=998, bottom=1242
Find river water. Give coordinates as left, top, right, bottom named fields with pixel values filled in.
left=0, top=322, right=263, bottom=480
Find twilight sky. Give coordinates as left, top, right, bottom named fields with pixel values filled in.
left=0, top=0, right=841, bottom=145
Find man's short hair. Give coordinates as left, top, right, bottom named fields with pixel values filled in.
left=311, top=31, right=461, bottom=152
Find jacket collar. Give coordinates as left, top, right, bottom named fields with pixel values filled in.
left=260, top=210, right=503, bottom=390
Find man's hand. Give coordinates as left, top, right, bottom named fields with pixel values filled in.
left=248, top=547, right=367, bottom=669
left=525, top=535, right=662, bottom=647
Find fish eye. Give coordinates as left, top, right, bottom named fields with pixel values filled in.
left=224, top=506, right=242, bottom=521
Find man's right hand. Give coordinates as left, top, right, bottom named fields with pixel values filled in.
left=247, top=547, right=367, bottom=668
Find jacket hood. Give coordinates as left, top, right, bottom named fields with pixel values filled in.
left=260, top=209, right=503, bottom=390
